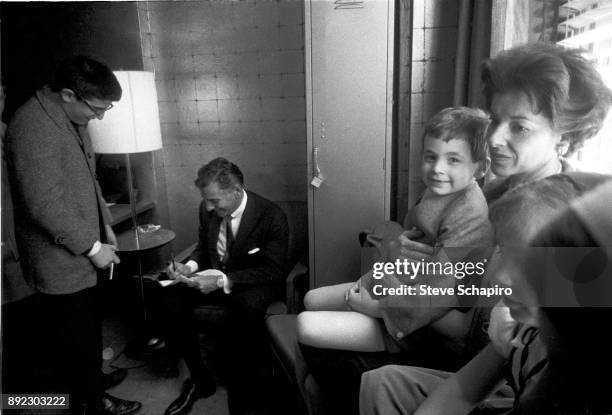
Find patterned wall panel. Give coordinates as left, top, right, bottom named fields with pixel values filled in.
left=396, top=0, right=458, bottom=222
left=138, top=0, right=307, bottom=252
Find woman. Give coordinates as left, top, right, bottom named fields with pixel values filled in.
left=359, top=42, right=612, bottom=415
left=482, top=42, right=611, bottom=199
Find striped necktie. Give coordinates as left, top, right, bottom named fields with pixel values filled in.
left=222, top=215, right=234, bottom=264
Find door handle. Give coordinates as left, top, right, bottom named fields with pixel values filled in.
left=311, top=146, right=324, bottom=188
left=313, top=146, right=321, bottom=177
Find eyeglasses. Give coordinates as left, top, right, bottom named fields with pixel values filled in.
left=73, top=91, right=114, bottom=117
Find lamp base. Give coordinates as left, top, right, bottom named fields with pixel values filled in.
left=123, top=335, right=166, bottom=360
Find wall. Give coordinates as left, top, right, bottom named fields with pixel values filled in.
left=1, top=2, right=143, bottom=119
left=396, top=0, right=459, bottom=220
left=0, top=2, right=165, bottom=314
left=137, top=1, right=307, bottom=252
left=1, top=1, right=173, bottom=236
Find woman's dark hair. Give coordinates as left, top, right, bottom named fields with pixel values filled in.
left=195, top=157, right=244, bottom=190
left=49, top=56, right=122, bottom=101
left=482, top=43, right=612, bottom=156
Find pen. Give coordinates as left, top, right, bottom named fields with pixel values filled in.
left=110, top=262, right=114, bottom=280
left=171, top=254, right=176, bottom=272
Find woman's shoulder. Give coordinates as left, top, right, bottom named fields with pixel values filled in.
left=519, top=172, right=612, bottom=202
left=483, top=177, right=510, bottom=204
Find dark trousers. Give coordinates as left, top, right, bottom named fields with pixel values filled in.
left=300, top=328, right=468, bottom=415
left=32, top=287, right=103, bottom=408
left=2, top=295, right=38, bottom=394
left=149, top=283, right=280, bottom=415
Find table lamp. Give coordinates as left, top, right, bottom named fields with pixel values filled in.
left=88, top=71, right=163, bottom=249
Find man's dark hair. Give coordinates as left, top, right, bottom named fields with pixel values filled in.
left=49, top=56, right=122, bottom=101
left=195, top=157, right=244, bottom=190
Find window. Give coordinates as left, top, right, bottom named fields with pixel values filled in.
left=556, top=2, right=612, bottom=175
left=490, top=0, right=612, bottom=175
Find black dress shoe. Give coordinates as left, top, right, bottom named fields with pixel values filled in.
left=103, top=368, right=128, bottom=390
left=164, top=378, right=216, bottom=415
left=91, top=393, right=142, bottom=415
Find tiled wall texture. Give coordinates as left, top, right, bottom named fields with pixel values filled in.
left=137, top=0, right=307, bottom=252
left=396, top=0, right=459, bottom=220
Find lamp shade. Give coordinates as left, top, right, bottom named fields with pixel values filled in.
left=88, top=71, right=162, bottom=154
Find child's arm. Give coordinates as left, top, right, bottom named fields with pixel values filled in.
left=414, top=343, right=507, bottom=415
left=345, top=278, right=382, bottom=318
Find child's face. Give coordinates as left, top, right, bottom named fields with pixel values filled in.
left=421, top=135, right=482, bottom=196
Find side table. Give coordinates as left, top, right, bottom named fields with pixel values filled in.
left=116, top=228, right=175, bottom=253
left=116, top=228, right=175, bottom=359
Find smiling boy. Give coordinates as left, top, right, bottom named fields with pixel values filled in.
left=298, top=107, right=494, bottom=351
left=402, top=106, right=492, bottom=248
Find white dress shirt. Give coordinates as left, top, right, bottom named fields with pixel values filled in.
left=185, top=190, right=248, bottom=293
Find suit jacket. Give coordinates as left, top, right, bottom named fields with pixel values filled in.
left=190, top=190, right=289, bottom=292
left=6, top=88, right=111, bottom=294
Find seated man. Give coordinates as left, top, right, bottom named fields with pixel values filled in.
left=156, top=157, right=289, bottom=415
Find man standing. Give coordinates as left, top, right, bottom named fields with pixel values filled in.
left=6, top=56, right=141, bottom=415
left=160, top=157, right=288, bottom=415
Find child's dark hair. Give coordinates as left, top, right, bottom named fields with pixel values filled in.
left=423, top=106, right=490, bottom=162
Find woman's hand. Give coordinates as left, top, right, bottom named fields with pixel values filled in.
left=398, top=229, right=434, bottom=262
left=345, top=279, right=382, bottom=318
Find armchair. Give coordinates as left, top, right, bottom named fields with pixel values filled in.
left=175, top=200, right=319, bottom=414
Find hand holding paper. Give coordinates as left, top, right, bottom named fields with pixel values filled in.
left=193, top=269, right=226, bottom=294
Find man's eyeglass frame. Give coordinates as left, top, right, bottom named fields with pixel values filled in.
left=72, top=90, right=114, bottom=117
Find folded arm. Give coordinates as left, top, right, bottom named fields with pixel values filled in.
left=414, top=343, right=507, bottom=415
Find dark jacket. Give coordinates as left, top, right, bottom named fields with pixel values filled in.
left=190, top=190, right=289, bottom=292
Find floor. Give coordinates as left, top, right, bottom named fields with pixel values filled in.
left=101, top=318, right=230, bottom=415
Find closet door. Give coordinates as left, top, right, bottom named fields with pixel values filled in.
left=305, top=0, right=394, bottom=287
